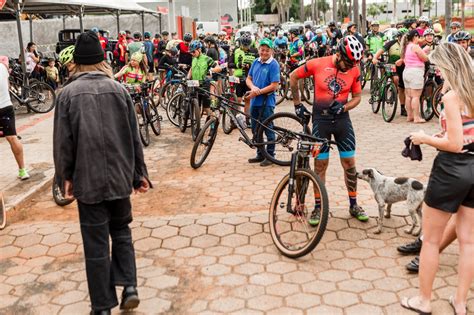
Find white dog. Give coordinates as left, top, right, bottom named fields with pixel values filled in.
left=357, top=168, right=425, bottom=235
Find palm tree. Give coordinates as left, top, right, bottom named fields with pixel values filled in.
left=300, top=0, right=305, bottom=22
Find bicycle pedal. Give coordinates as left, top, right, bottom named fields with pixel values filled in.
left=158, top=115, right=163, bottom=121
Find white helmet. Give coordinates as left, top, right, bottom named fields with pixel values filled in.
left=419, top=16, right=430, bottom=23
left=219, top=31, right=226, bottom=36
left=277, top=30, right=284, bottom=37
left=316, top=28, right=323, bottom=34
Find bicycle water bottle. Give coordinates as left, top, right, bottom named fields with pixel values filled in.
left=236, top=113, right=247, bottom=130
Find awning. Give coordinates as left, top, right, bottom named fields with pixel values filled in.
left=2, top=0, right=156, bottom=15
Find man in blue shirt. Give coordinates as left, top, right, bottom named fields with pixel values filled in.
left=310, top=29, right=328, bottom=57
left=246, top=38, right=281, bottom=167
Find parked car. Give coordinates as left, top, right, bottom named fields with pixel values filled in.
left=55, top=29, right=111, bottom=54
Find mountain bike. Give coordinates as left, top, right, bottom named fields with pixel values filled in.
left=8, top=62, right=56, bottom=114
left=177, top=79, right=204, bottom=141
left=369, top=63, right=398, bottom=122
left=269, top=111, right=335, bottom=258
left=124, top=81, right=162, bottom=146
left=190, top=90, right=309, bottom=169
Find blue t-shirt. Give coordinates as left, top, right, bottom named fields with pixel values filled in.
left=248, top=57, right=280, bottom=107
left=273, top=37, right=288, bottom=49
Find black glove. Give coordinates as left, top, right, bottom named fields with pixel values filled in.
left=295, top=103, right=309, bottom=120
left=328, top=101, right=345, bottom=115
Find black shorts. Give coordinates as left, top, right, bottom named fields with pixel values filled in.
left=424, top=151, right=474, bottom=213
left=312, top=112, right=355, bottom=160
left=0, top=106, right=16, bottom=137
left=235, top=79, right=249, bottom=98
left=396, top=64, right=405, bottom=89
left=198, top=80, right=212, bottom=109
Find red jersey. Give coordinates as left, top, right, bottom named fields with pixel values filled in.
left=296, top=56, right=361, bottom=111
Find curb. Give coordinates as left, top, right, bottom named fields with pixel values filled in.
left=5, top=168, right=55, bottom=212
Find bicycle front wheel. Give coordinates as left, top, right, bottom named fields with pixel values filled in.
left=431, top=84, right=443, bottom=118
left=381, top=82, right=398, bottom=123
left=149, top=98, right=162, bottom=136
left=275, top=74, right=287, bottom=105
left=191, top=97, right=201, bottom=141
left=27, top=82, right=56, bottom=113
left=269, top=169, right=329, bottom=258
left=190, top=116, right=219, bottom=169
left=420, top=80, right=437, bottom=121
left=256, top=112, right=310, bottom=166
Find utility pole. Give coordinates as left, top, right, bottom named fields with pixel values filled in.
left=332, top=0, right=337, bottom=21
left=361, top=0, right=367, bottom=35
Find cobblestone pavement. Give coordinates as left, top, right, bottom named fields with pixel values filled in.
left=3, top=95, right=472, bottom=314
left=0, top=211, right=472, bottom=315
left=14, top=93, right=440, bottom=222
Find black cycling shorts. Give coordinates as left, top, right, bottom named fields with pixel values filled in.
left=312, top=112, right=356, bottom=160
left=424, top=151, right=474, bottom=213
left=0, top=106, right=17, bottom=137
left=235, top=79, right=249, bottom=98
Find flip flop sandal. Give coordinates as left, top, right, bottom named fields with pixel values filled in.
left=449, top=296, right=467, bottom=315
left=401, top=297, right=432, bottom=315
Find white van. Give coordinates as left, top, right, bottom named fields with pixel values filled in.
left=196, top=21, right=219, bottom=35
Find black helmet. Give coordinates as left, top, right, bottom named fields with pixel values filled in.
left=169, top=47, right=178, bottom=56
left=404, top=18, right=417, bottom=29
left=162, top=31, right=169, bottom=36
left=328, top=21, right=336, bottom=27
left=298, top=26, right=304, bottom=33
left=240, top=35, right=252, bottom=47
left=347, top=22, right=356, bottom=30
left=289, top=28, right=300, bottom=36
left=183, top=33, right=193, bottom=42
left=454, top=30, right=472, bottom=41
left=204, top=36, right=216, bottom=45
left=133, top=31, right=142, bottom=39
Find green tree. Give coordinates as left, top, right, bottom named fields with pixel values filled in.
left=367, top=3, right=382, bottom=19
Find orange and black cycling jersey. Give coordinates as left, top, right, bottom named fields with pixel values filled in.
left=296, top=56, right=361, bottom=111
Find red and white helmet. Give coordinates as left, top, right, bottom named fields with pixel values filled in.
left=338, top=35, right=364, bottom=62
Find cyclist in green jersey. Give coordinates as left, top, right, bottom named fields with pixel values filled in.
left=188, top=40, right=223, bottom=117
left=365, top=21, right=387, bottom=56
left=228, top=35, right=258, bottom=121
left=373, top=28, right=409, bottom=116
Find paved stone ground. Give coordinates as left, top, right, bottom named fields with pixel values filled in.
left=3, top=94, right=473, bottom=314
left=0, top=211, right=472, bottom=315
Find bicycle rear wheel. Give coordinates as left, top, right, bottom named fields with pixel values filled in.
left=275, top=74, right=287, bottom=105
left=420, top=80, right=437, bottom=121
left=381, top=82, right=398, bottom=123
left=166, top=92, right=184, bottom=127
left=256, top=112, right=310, bottom=166
left=269, top=169, right=329, bottom=258
left=221, top=93, right=238, bottom=134
left=370, top=80, right=381, bottom=114
left=136, top=102, right=150, bottom=146
left=179, top=99, right=190, bottom=133
left=27, top=82, right=56, bottom=113
left=190, top=116, right=219, bottom=169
